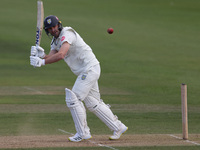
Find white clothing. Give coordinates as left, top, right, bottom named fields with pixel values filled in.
left=72, top=64, right=100, bottom=100
left=50, top=26, right=126, bottom=138
left=51, top=27, right=99, bottom=76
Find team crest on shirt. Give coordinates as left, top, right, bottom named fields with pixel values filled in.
left=81, top=75, right=87, bottom=80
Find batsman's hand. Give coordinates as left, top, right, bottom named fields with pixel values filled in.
left=30, top=56, right=45, bottom=67
left=31, top=46, right=46, bottom=58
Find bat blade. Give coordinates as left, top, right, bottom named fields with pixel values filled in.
left=35, top=1, right=44, bottom=46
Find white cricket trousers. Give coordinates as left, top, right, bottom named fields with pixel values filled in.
left=72, top=64, right=101, bottom=101
left=72, top=64, right=122, bottom=132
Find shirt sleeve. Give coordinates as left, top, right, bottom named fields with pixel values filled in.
left=61, top=30, right=76, bottom=45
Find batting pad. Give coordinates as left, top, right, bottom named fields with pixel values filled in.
left=84, top=96, right=121, bottom=131
left=65, top=88, right=90, bottom=137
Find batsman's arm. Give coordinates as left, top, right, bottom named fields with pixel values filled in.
left=43, top=42, right=70, bottom=64
left=43, top=49, right=57, bottom=59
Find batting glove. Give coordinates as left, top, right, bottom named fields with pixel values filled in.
left=30, top=56, right=45, bottom=67
left=31, top=46, right=46, bottom=58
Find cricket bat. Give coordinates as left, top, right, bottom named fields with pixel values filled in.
left=35, top=1, right=44, bottom=47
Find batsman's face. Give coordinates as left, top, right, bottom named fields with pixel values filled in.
left=48, top=25, right=60, bottom=38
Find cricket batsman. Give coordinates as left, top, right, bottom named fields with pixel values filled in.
left=30, top=15, right=128, bottom=142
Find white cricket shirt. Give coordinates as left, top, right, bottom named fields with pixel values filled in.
left=51, top=27, right=99, bottom=75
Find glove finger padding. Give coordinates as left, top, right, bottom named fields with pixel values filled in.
left=30, top=56, right=38, bottom=67
left=30, top=56, right=45, bottom=67
left=36, top=45, right=44, bottom=52
left=36, top=46, right=45, bottom=58
left=31, top=46, right=38, bottom=56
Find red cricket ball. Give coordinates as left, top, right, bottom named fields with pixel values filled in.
left=107, top=28, right=114, bottom=34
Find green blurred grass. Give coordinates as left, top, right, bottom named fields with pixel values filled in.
left=0, top=111, right=199, bottom=136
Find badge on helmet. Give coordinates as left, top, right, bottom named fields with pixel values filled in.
left=44, top=15, right=59, bottom=29
left=47, top=19, right=51, bottom=24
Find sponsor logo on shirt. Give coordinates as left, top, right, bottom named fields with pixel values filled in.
left=61, top=36, right=65, bottom=41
